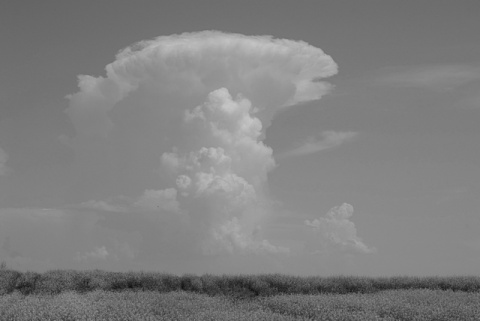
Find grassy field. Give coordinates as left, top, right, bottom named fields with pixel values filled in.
left=1, top=269, right=479, bottom=320
left=1, top=289, right=479, bottom=320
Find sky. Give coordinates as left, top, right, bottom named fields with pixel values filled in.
left=0, top=0, right=479, bottom=276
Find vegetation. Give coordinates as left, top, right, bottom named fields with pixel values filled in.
left=0, top=288, right=479, bottom=320
left=1, top=268, right=479, bottom=320
left=1, top=268, right=480, bottom=297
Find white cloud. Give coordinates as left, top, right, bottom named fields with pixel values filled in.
left=277, top=131, right=357, bottom=159
left=375, top=64, right=480, bottom=91
left=162, top=88, right=277, bottom=253
left=66, top=31, right=337, bottom=138
left=305, top=203, right=375, bottom=254
left=175, top=175, right=192, bottom=194
left=57, top=31, right=353, bottom=272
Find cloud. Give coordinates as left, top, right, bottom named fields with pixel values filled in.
left=5, top=31, right=368, bottom=273
left=375, top=64, right=480, bottom=91
left=305, top=203, right=375, bottom=254
left=0, top=31, right=377, bottom=274
left=277, top=131, right=357, bottom=159
left=66, top=31, right=337, bottom=138
left=204, top=217, right=289, bottom=255
left=63, top=31, right=338, bottom=262
left=162, top=88, right=281, bottom=254
left=0, top=201, right=374, bottom=273
left=0, top=147, right=11, bottom=176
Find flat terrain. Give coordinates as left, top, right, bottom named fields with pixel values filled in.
left=1, top=289, right=479, bottom=320
left=1, top=270, right=479, bottom=320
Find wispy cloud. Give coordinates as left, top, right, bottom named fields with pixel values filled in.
left=375, top=64, right=480, bottom=91
left=276, top=131, right=357, bottom=159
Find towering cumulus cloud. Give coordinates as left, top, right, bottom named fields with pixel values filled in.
left=305, top=204, right=376, bottom=254
left=67, top=31, right=336, bottom=136
left=61, top=31, right=361, bottom=271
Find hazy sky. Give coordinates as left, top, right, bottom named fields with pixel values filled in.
left=1, top=0, right=479, bottom=276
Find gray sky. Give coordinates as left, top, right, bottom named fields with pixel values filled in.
left=1, top=0, right=479, bottom=276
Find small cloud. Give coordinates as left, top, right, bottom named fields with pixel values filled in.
left=305, top=203, right=376, bottom=254
left=375, top=64, right=480, bottom=91
left=277, top=131, right=357, bottom=159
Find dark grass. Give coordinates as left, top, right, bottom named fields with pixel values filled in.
left=1, top=268, right=479, bottom=297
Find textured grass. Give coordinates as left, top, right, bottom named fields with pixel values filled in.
left=1, top=269, right=480, bottom=320
left=0, top=291, right=293, bottom=321
left=258, top=289, right=480, bottom=320
left=0, top=289, right=479, bottom=320
left=1, top=268, right=480, bottom=297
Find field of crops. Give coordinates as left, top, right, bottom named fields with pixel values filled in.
left=1, top=288, right=479, bottom=320
left=2, top=269, right=480, bottom=296
left=1, top=268, right=480, bottom=320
